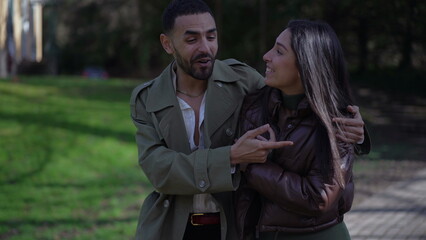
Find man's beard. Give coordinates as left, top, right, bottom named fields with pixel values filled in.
left=175, top=51, right=215, bottom=80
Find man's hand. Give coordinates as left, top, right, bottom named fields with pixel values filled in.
left=230, top=124, right=293, bottom=165
left=333, top=105, right=365, bottom=144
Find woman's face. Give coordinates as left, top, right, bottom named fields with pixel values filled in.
left=263, top=29, right=304, bottom=95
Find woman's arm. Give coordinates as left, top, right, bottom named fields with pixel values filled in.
left=244, top=140, right=355, bottom=217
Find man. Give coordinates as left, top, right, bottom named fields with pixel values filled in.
left=130, top=1, right=369, bottom=239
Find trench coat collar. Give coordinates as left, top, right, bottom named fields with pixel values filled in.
left=145, top=60, right=240, bottom=113
left=145, top=62, right=178, bottom=113
left=144, top=60, right=242, bottom=148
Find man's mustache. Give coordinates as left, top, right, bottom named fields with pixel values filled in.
left=191, top=54, right=214, bottom=63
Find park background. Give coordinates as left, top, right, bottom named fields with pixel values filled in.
left=0, top=0, right=425, bottom=239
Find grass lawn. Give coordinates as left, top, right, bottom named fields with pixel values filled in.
left=0, top=76, right=150, bottom=240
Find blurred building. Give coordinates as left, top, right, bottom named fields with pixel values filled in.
left=0, top=0, right=44, bottom=78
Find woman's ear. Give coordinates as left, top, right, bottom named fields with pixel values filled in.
left=160, top=34, right=174, bottom=55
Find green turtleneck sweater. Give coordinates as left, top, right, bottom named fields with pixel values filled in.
left=281, top=93, right=305, bottom=110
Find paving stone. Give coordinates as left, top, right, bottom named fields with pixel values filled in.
left=346, top=168, right=426, bottom=239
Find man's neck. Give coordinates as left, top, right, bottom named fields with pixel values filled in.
left=175, top=67, right=207, bottom=96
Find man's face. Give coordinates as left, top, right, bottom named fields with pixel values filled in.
left=166, top=13, right=218, bottom=80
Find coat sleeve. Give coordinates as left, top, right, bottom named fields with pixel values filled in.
left=355, top=126, right=371, bottom=155
left=130, top=85, right=240, bottom=195
left=244, top=135, right=355, bottom=217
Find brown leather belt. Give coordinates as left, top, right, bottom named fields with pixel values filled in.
left=189, top=213, right=220, bottom=226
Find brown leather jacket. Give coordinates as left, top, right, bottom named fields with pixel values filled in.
left=235, top=87, right=355, bottom=239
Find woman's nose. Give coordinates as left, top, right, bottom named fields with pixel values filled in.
left=263, top=50, right=271, bottom=62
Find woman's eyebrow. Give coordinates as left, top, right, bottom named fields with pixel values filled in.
left=276, top=41, right=288, bottom=51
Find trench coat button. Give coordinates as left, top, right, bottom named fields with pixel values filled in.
left=225, top=128, right=233, bottom=136
left=163, top=199, right=170, bottom=208
left=199, top=180, right=206, bottom=188
left=216, top=82, right=223, bottom=87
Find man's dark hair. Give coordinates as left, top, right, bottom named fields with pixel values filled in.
left=162, top=0, right=214, bottom=34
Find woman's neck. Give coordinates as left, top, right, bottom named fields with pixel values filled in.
left=281, top=92, right=305, bottom=110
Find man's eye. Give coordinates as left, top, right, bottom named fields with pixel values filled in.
left=187, top=39, right=196, bottom=43
left=207, top=35, right=216, bottom=40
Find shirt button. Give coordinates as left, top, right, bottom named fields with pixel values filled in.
left=163, top=199, right=170, bottom=208
left=225, top=128, right=233, bottom=136
left=199, top=180, right=206, bottom=188
left=287, top=123, right=293, bottom=129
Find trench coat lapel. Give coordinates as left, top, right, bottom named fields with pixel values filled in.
left=145, top=63, right=191, bottom=154
left=204, top=60, right=242, bottom=147
left=144, top=60, right=242, bottom=152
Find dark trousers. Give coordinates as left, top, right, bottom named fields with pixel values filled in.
left=258, top=222, right=351, bottom=240
left=182, top=220, right=221, bottom=240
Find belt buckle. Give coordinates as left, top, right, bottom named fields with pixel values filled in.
left=190, top=213, right=204, bottom=226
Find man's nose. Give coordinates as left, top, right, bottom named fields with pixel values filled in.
left=198, top=38, right=210, bottom=53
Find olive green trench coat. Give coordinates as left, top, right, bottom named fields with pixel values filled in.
left=130, top=59, right=264, bottom=240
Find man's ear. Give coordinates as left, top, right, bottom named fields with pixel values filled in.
left=160, top=33, right=174, bottom=55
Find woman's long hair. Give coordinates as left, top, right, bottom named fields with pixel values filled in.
left=288, top=20, right=354, bottom=188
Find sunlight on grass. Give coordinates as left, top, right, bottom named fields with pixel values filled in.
left=0, top=76, right=150, bottom=240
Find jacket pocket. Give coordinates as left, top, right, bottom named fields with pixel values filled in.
left=136, top=191, right=172, bottom=240
left=138, top=191, right=161, bottom=223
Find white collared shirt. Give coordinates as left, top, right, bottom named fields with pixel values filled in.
left=172, top=66, right=220, bottom=213
left=177, top=95, right=206, bottom=152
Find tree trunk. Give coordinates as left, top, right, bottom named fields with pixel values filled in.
left=215, top=0, right=222, bottom=47
left=135, top=0, right=149, bottom=77
left=399, top=0, right=415, bottom=69
left=258, top=0, right=267, bottom=69
left=357, top=16, right=368, bottom=73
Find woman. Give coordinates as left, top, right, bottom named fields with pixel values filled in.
left=235, top=20, right=356, bottom=240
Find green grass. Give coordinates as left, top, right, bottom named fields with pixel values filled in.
left=0, top=76, right=151, bottom=240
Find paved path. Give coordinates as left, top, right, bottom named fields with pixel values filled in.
left=345, top=168, right=426, bottom=240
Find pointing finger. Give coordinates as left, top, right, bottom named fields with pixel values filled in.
left=261, top=140, right=293, bottom=150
